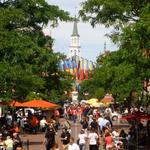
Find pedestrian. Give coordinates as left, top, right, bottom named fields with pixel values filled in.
left=12, top=133, right=22, bottom=150
left=72, top=108, right=77, bottom=123
left=30, top=115, right=39, bottom=134
left=62, top=119, right=71, bottom=133
left=78, top=129, right=87, bottom=150
left=20, top=116, right=25, bottom=134
left=88, top=128, right=99, bottom=150
left=61, top=128, right=70, bottom=150
left=40, top=117, right=47, bottom=132
left=54, top=109, right=60, bottom=118
left=4, top=136, right=14, bottom=150
left=44, top=124, right=55, bottom=150
left=90, top=117, right=99, bottom=132
left=80, top=117, right=88, bottom=133
left=68, top=137, right=80, bottom=150
left=104, top=132, right=113, bottom=150
left=6, top=111, right=13, bottom=127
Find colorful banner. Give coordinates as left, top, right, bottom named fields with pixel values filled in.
left=59, top=56, right=96, bottom=80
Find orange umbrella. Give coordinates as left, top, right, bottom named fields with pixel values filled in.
left=21, top=99, right=59, bottom=108
left=9, top=100, right=23, bottom=107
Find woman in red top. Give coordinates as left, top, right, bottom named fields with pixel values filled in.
left=104, top=132, right=113, bottom=150
left=31, top=115, right=39, bottom=134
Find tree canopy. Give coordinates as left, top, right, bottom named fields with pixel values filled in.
left=0, top=0, right=72, bottom=102
left=79, top=0, right=150, bottom=105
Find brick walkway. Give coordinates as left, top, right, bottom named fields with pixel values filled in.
left=21, top=118, right=130, bottom=150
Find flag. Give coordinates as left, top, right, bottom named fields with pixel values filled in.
left=68, top=59, right=73, bottom=74
left=84, top=59, right=89, bottom=80
left=72, top=59, right=77, bottom=77
left=79, top=57, right=85, bottom=80
left=64, top=60, right=70, bottom=73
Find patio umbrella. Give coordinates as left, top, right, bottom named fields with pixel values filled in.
left=91, top=102, right=105, bottom=107
left=121, top=112, right=150, bottom=121
left=0, top=100, right=23, bottom=107
left=87, top=98, right=98, bottom=104
left=9, top=100, right=23, bottom=107
left=21, top=99, right=59, bottom=108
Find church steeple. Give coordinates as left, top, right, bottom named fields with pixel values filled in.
left=71, top=17, right=79, bottom=37
left=69, top=16, right=80, bottom=58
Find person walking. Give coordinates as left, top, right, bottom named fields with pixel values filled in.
left=68, top=137, right=80, bottom=150
left=104, top=132, right=113, bottom=150
left=44, top=124, right=55, bottom=150
left=61, top=128, right=70, bottom=150
left=4, top=136, right=14, bottom=150
left=78, top=129, right=87, bottom=150
left=40, top=117, right=47, bottom=132
left=12, top=133, right=22, bottom=150
left=88, top=128, right=99, bottom=150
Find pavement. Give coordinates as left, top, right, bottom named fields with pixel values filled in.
left=20, top=118, right=130, bottom=150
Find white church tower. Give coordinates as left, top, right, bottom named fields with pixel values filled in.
left=69, top=17, right=81, bottom=58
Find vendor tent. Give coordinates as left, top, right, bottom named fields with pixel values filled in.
left=101, top=94, right=114, bottom=104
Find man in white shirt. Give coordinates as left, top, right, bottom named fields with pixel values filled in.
left=68, top=137, right=79, bottom=150
left=78, top=129, right=87, bottom=150
left=88, top=128, right=99, bottom=150
left=40, top=117, right=47, bottom=132
left=97, top=115, right=105, bottom=135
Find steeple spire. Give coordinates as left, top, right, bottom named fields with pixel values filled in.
left=71, top=17, right=79, bottom=37
left=69, top=16, right=80, bottom=58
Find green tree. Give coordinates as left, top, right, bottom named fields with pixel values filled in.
left=79, top=0, right=150, bottom=106
left=79, top=0, right=149, bottom=27
left=0, top=0, right=72, bottom=102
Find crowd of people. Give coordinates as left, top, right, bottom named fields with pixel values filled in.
left=43, top=103, right=150, bottom=150
left=0, top=103, right=150, bottom=150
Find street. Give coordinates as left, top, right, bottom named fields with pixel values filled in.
left=21, top=118, right=129, bottom=150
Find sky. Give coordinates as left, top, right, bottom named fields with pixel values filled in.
left=44, top=0, right=116, bottom=62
